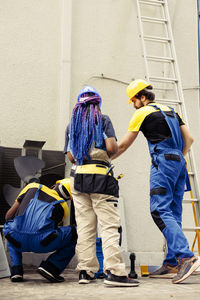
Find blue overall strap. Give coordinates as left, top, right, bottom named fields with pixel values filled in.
left=34, top=184, right=42, bottom=199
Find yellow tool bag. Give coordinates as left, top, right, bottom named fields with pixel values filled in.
left=74, top=160, right=119, bottom=197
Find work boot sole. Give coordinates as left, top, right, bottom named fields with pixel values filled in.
left=104, top=279, right=139, bottom=287
left=37, top=267, right=64, bottom=283
left=172, top=259, right=200, bottom=284
left=79, top=279, right=91, bottom=284
left=10, top=275, right=23, bottom=282
left=79, top=277, right=96, bottom=284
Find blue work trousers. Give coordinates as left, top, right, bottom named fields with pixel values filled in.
left=7, top=226, right=76, bottom=274
left=150, top=150, right=194, bottom=265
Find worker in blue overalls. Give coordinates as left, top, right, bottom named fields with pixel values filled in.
left=112, top=79, right=200, bottom=284
left=3, top=178, right=77, bottom=283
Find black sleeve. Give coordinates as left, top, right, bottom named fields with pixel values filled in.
left=17, top=185, right=36, bottom=203
left=64, top=124, right=70, bottom=153
left=176, top=113, right=185, bottom=126
left=51, top=203, right=64, bottom=226
left=17, top=194, right=25, bottom=203
left=102, top=114, right=117, bottom=140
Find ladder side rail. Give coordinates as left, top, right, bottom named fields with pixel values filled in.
left=161, top=2, right=178, bottom=102
left=136, top=0, right=150, bottom=81
left=137, top=0, right=200, bottom=249
left=188, top=151, right=200, bottom=201
left=164, top=0, right=200, bottom=204
left=137, top=0, right=200, bottom=202
left=164, top=1, right=189, bottom=122
left=161, top=1, right=185, bottom=116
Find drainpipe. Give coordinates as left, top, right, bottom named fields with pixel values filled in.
left=59, top=0, right=72, bottom=150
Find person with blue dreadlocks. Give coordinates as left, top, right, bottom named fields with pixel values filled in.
left=64, top=86, right=139, bottom=287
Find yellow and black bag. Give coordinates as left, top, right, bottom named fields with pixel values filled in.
left=74, top=161, right=119, bottom=197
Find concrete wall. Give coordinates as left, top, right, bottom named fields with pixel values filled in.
left=1, top=0, right=200, bottom=266
left=0, top=0, right=62, bottom=149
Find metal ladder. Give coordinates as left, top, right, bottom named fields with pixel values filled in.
left=136, top=0, right=200, bottom=255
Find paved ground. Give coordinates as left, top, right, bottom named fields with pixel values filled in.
left=1, top=267, right=200, bottom=300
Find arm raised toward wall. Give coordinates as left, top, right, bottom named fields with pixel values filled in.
left=112, top=131, right=139, bottom=160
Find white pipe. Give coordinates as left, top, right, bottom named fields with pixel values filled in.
left=58, top=0, right=72, bottom=150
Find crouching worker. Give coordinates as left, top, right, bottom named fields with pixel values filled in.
left=3, top=179, right=77, bottom=283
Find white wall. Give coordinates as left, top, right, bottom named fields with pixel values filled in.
left=1, top=0, right=200, bottom=266
left=0, top=0, right=62, bottom=149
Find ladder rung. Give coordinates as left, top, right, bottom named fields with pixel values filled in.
left=155, top=98, right=182, bottom=104
left=149, top=76, right=178, bottom=83
left=146, top=55, right=174, bottom=63
left=139, top=0, right=165, bottom=6
left=141, top=16, right=167, bottom=24
left=183, top=199, right=199, bottom=203
left=144, top=35, right=170, bottom=43
left=183, top=227, right=200, bottom=232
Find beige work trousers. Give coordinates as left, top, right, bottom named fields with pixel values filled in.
left=70, top=176, right=127, bottom=277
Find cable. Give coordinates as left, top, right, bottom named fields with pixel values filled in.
left=85, top=73, right=130, bottom=85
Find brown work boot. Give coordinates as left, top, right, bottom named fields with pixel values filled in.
left=172, top=256, right=200, bottom=284
left=149, top=263, right=178, bottom=278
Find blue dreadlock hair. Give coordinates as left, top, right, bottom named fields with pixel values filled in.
left=69, top=93, right=104, bottom=165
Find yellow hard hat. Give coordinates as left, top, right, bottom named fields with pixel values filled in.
left=56, top=178, right=72, bottom=200
left=126, top=79, right=152, bottom=104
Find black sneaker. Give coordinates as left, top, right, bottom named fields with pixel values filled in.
left=104, top=270, right=139, bottom=287
left=149, top=263, right=178, bottom=279
left=37, top=261, right=64, bottom=283
left=10, top=265, right=24, bottom=282
left=79, top=270, right=96, bottom=284
left=172, top=256, right=200, bottom=284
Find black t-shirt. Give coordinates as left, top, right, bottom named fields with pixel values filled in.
left=128, top=103, right=184, bottom=144
left=140, top=110, right=184, bottom=144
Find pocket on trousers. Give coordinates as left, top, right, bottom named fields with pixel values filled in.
left=40, top=231, right=59, bottom=247
left=150, top=187, right=166, bottom=196
left=164, top=154, right=181, bottom=161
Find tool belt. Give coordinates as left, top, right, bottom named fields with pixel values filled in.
left=74, top=160, right=119, bottom=197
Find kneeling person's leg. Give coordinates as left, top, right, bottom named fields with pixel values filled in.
left=38, top=225, right=77, bottom=282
